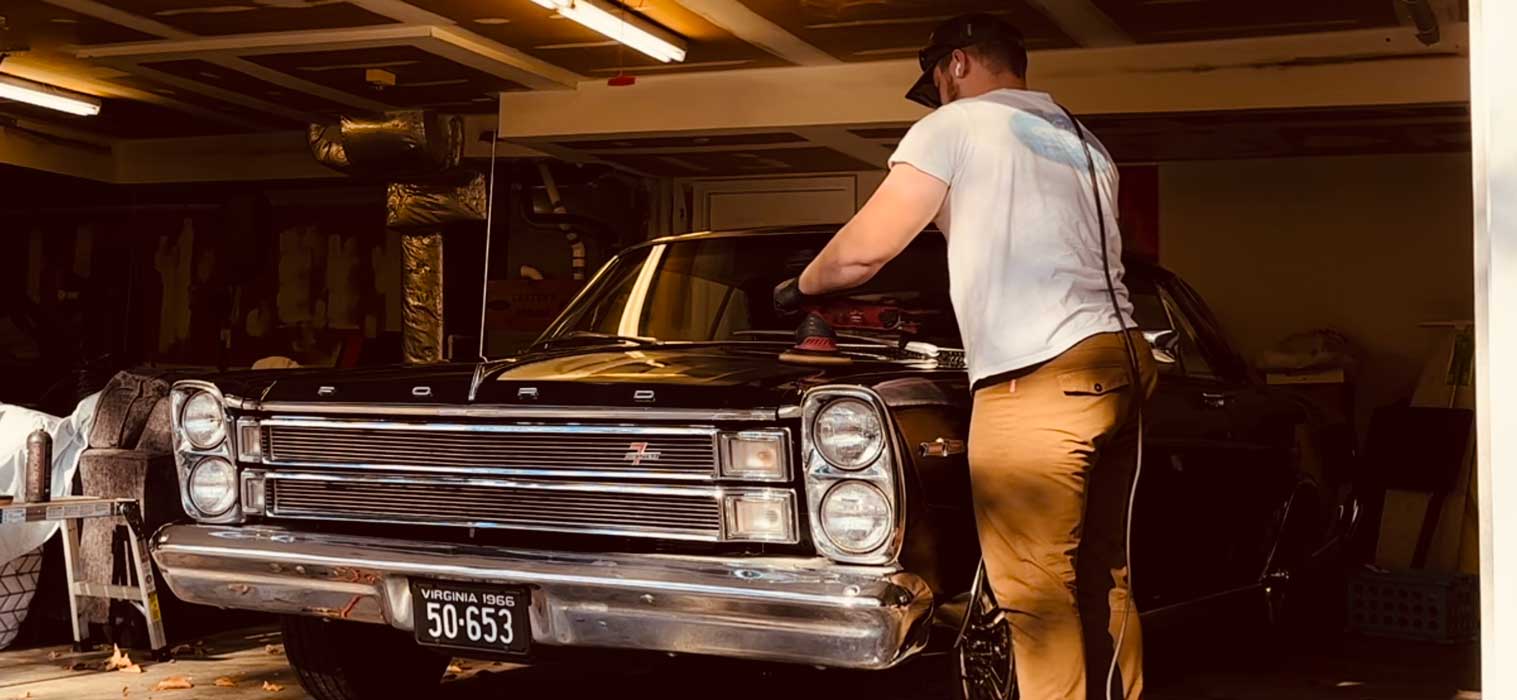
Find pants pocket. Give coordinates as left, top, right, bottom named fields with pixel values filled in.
left=1056, top=366, right=1131, bottom=396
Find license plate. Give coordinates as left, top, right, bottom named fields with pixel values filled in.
left=410, top=579, right=530, bottom=655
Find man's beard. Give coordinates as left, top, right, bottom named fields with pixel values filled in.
left=944, top=77, right=961, bottom=104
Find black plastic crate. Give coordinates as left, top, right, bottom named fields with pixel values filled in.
left=1347, top=568, right=1478, bottom=643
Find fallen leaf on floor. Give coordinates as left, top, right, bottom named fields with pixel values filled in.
left=47, top=650, right=60, bottom=660
left=122, top=686, right=130, bottom=696
left=263, top=645, right=283, bottom=655
left=64, top=660, right=94, bottom=671
left=105, top=645, right=135, bottom=672
left=120, top=664, right=144, bottom=674
left=261, top=681, right=284, bottom=692
left=151, top=676, right=193, bottom=691
left=446, top=663, right=463, bottom=674
left=214, top=677, right=237, bottom=688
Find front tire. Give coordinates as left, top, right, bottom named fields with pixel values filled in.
left=281, top=615, right=449, bottom=700
left=950, top=563, right=1017, bottom=700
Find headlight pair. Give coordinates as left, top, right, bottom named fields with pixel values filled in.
left=804, top=389, right=899, bottom=564
left=170, top=383, right=241, bottom=522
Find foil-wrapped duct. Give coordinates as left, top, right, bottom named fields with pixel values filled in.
left=387, top=172, right=488, bottom=229
left=401, top=232, right=445, bottom=364
left=308, top=111, right=463, bottom=179
left=307, top=122, right=350, bottom=173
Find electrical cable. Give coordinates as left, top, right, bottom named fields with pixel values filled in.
left=1058, top=104, right=1144, bottom=700
left=477, top=101, right=503, bottom=361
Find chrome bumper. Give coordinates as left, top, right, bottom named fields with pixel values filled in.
left=151, top=525, right=933, bottom=670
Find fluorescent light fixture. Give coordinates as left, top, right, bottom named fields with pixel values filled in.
left=0, top=73, right=103, bottom=117
left=531, top=0, right=687, bottom=63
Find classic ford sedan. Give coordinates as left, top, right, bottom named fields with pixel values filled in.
left=151, top=227, right=1354, bottom=700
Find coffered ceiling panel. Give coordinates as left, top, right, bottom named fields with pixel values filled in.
left=403, top=0, right=789, bottom=74
left=1, top=0, right=156, bottom=46
left=735, top=0, right=1074, bottom=62
left=87, top=0, right=397, bottom=36
left=139, top=59, right=356, bottom=115
left=243, top=46, right=525, bottom=112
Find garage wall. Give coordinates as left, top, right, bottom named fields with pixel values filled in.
left=1158, top=152, right=1474, bottom=427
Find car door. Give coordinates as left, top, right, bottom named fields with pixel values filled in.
left=1126, top=275, right=1232, bottom=609
left=1162, top=277, right=1302, bottom=595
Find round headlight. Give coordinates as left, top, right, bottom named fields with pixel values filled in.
left=820, top=481, right=892, bottom=553
left=180, top=391, right=226, bottom=449
left=814, top=398, right=884, bottom=468
left=188, top=457, right=238, bottom=516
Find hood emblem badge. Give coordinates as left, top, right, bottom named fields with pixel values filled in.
left=624, top=442, right=662, bottom=465
left=633, top=389, right=655, bottom=403
left=518, top=387, right=539, bottom=401
left=317, top=386, right=335, bottom=397
left=412, top=386, right=433, bottom=397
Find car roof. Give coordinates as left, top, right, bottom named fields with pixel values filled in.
left=628, top=225, right=1170, bottom=279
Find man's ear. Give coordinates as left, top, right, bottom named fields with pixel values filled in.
left=950, top=48, right=970, bottom=78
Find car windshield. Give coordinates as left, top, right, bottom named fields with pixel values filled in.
left=536, top=231, right=961, bottom=349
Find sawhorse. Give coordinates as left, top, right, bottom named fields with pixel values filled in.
left=0, top=497, right=166, bottom=656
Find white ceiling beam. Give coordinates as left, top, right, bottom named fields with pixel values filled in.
left=495, top=24, right=1470, bottom=140
left=198, top=56, right=395, bottom=113
left=0, top=120, right=115, bottom=181
left=1023, top=0, right=1133, bottom=47
left=670, top=0, right=839, bottom=65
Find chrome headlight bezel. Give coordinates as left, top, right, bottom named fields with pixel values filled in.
left=169, top=381, right=242, bottom=524
left=801, top=386, right=903, bottom=565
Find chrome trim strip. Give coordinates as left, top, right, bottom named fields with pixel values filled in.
left=260, top=471, right=794, bottom=543
left=152, top=525, right=932, bottom=670
left=261, top=416, right=719, bottom=437
left=242, top=402, right=781, bottom=421
left=259, top=416, right=725, bottom=481
left=265, top=470, right=723, bottom=498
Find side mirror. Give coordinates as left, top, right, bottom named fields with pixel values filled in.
left=1143, top=330, right=1179, bottom=365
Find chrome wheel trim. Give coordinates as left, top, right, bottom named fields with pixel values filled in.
left=956, top=563, right=1016, bottom=700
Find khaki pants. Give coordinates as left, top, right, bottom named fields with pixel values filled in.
left=968, top=331, right=1158, bottom=700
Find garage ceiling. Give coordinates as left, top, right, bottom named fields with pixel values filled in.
left=0, top=0, right=1470, bottom=177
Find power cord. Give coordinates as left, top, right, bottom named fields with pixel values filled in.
left=1058, top=104, right=1145, bottom=700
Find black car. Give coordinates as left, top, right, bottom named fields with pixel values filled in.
left=146, top=227, right=1356, bottom=700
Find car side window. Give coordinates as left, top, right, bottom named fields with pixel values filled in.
left=1129, top=287, right=1185, bottom=377
left=1159, top=288, right=1216, bottom=380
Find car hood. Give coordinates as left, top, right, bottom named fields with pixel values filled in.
left=237, top=344, right=955, bottom=410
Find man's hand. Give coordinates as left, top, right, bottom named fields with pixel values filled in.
left=772, top=277, right=808, bottom=316
left=798, top=163, right=948, bottom=296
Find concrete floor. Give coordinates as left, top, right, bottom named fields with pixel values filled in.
left=0, top=625, right=1480, bottom=700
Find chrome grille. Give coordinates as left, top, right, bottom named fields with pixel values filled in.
left=261, top=418, right=719, bottom=481
left=265, top=473, right=724, bottom=541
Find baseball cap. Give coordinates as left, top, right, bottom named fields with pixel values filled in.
left=906, top=14, right=1026, bottom=109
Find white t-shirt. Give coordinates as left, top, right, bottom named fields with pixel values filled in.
left=888, top=88, right=1135, bottom=387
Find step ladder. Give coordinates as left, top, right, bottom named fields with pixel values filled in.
left=0, top=497, right=167, bottom=655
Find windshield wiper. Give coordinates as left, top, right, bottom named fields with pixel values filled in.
left=729, top=330, right=940, bottom=357
left=530, top=331, right=655, bottom=351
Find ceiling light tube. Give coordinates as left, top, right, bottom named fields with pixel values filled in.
left=531, top=0, right=688, bottom=63
left=0, top=73, right=102, bottom=117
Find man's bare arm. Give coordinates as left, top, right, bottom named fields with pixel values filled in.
left=797, top=163, right=948, bottom=295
